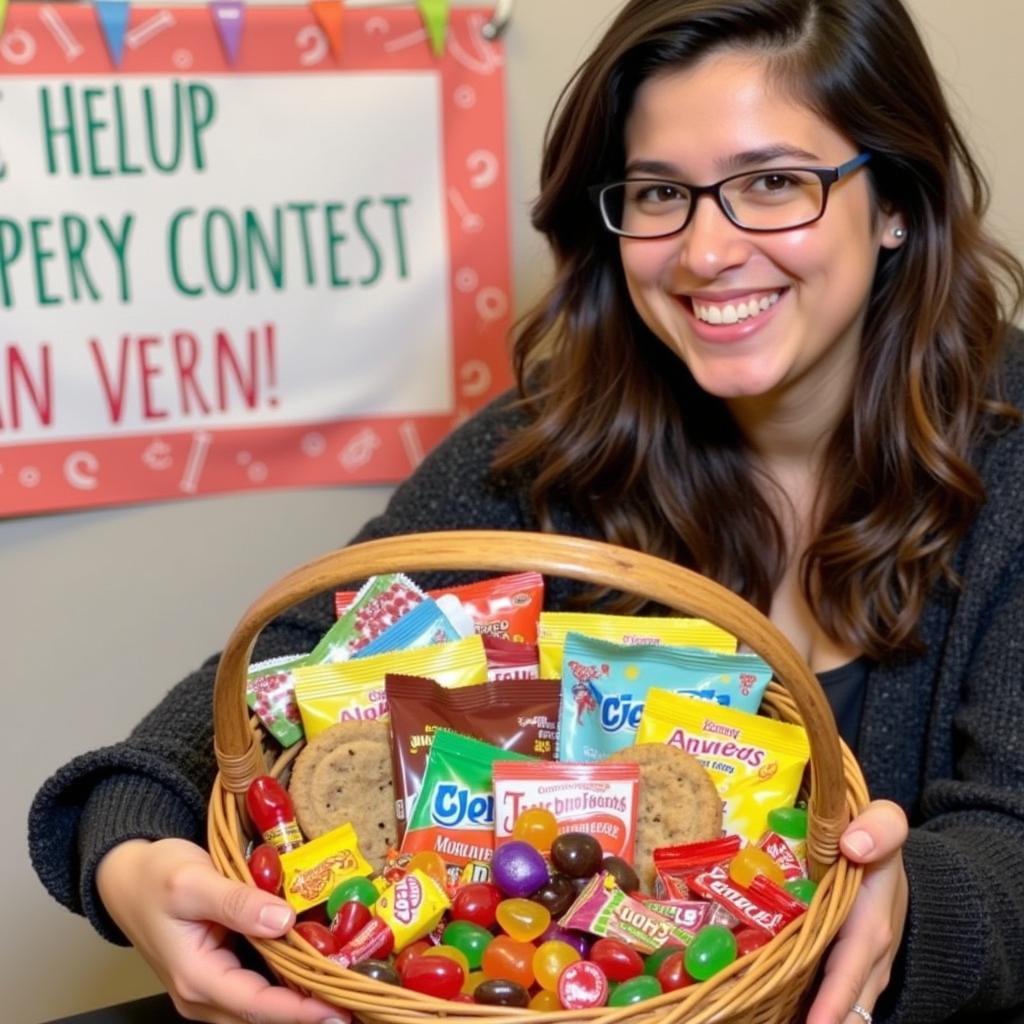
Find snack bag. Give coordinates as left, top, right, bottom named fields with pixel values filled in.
left=386, top=674, right=560, bottom=839
left=637, top=688, right=810, bottom=844
left=278, top=821, right=372, bottom=913
left=246, top=654, right=307, bottom=747
left=557, top=633, right=773, bottom=761
left=482, top=636, right=540, bottom=681
left=311, top=573, right=426, bottom=663
left=356, top=597, right=460, bottom=658
left=336, top=572, right=545, bottom=644
left=492, top=761, right=640, bottom=862
left=293, top=635, right=488, bottom=741
left=538, top=611, right=737, bottom=677
left=400, top=729, right=534, bottom=882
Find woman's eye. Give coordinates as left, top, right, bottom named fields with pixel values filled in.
left=751, top=173, right=796, bottom=192
left=639, top=184, right=683, bottom=202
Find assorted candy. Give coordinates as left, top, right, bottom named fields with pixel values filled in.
left=242, top=570, right=822, bottom=1011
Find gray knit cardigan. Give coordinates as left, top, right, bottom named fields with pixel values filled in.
left=29, top=339, right=1024, bottom=1023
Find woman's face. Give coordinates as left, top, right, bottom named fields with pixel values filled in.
left=619, top=50, right=904, bottom=406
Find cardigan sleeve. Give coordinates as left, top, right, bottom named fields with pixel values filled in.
left=878, top=538, right=1024, bottom=1022
left=27, top=394, right=532, bottom=943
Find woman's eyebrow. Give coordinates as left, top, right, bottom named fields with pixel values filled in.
left=623, top=144, right=821, bottom=179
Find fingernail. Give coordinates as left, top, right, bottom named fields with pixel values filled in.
left=259, top=904, right=293, bottom=931
left=324, top=1018, right=347, bottom=1024
left=843, top=829, right=874, bottom=857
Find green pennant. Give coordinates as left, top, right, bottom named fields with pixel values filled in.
left=416, top=0, right=449, bottom=58
left=0, top=0, right=9, bottom=37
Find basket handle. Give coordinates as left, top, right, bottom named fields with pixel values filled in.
left=213, top=530, right=849, bottom=878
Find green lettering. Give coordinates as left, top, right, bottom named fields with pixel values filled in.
left=82, top=87, right=113, bottom=178
left=287, top=201, right=317, bottom=285
left=187, top=83, right=216, bottom=172
left=168, top=208, right=203, bottom=297
left=353, top=197, right=382, bottom=286
left=112, top=85, right=143, bottom=175
left=381, top=195, right=411, bottom=278
left=39, top=85, right=80, bottom=176
left=0, top=219, right=24, bottom=307
left=145, top=82, right=184, bottom=173
left=324, top=203, right=351, bottom=288
left=204, top=208, right=239, bottom=294
left=244, top=207, right=284, bottom=291
left=29, top=219, right=59, bottom=306
left=97, top=214, right=135, bottom=303
left=61, top=215, right=101, bottom=302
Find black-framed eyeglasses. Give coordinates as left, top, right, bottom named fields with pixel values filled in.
left=589, top=152, right=872, bottom=238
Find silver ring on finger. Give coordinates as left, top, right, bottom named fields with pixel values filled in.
left=850, top=1004, right=873, bottom=1024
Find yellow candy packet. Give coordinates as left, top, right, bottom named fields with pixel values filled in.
left=279, top=822, right=372, bottom=912
left=538, top=611, right=737, bottom=677
left=374, top=868, right=452, bottom=951
left=636, top=688, right=810, bottom=845
left=293, top=635, right=488, bottom=741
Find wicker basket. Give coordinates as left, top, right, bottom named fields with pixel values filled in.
left=208, top=530, right=869, bottom=1024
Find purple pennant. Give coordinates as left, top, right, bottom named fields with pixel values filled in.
left=94, top=0, right=130, bottom=67
left=209, top=0, right=246, bottom=66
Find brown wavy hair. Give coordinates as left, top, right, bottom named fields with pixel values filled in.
left=494, top=0, right=1023, bottom=659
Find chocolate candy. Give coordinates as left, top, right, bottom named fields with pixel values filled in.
left=491, top=840, right=548, bottom=897
left=602, top=855, right=640, bottom=894
left=551, top=832, right=603, bottom=878
left=349, top=959, right=400, bottom=985
left=474, top=978, right=530, bottom=1007
left=531, top=873, right=576, bottom=917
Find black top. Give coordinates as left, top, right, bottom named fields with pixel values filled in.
left=817, top=656, right=870, bottom=752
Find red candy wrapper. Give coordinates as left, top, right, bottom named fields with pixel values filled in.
left=653, top=835, right=742, bottom=899
left=757, top=830, right=807, bottom=882
left=686, top=870, right=804, bottom=935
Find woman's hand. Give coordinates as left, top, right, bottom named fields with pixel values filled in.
left=97, top=838, right=349, bottom=1024
left=806, top=800, right=909, bottom=1024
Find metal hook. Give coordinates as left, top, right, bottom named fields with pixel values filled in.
left=481, top=0, right=513, bottom=40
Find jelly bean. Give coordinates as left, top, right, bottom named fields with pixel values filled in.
left=557, top=960, right=609, bottom=1009
left=768, top=806, right=808, bottom=839
left=329, top=899, right=372, bottom=946
left=349, top=959, right=400, bottom=986
left=728, top=846, right=786, bottom=889
left=684, top=924, right=738, bottom=981
left=655, top=951, right=694, bottom=992
left=442, top=919, right=493, bottom=970
left=496, top=898, right=551, bottom=942
left=326, top=875, right=379, bottom=917
left=462, top=970, right=487, bottom=995
left=530, top=989, right=562, bottom=1011
left=550, top=832, right=603, bottom=878
left=589, top=937, right=643, bottom=982
left=450, top=882, right=503, bottom=928
left=533, top=940, right=581, bottom=991
left=399, top=953, right=465, bottom=1000
left=474, top=978, right=531, bottom=1007
left=423, top=944, right=470, bottom=976
left=293, top=921, right=338, bottom=957
left=539, top=922, right=592, bottom=958
left=394, top=939, right=431, bottom=974
left=407, top=850, right=451, bottom=894
left=481, top=935, right=536, bottom=988
left=643, top=946, right=679, bottom=976
left=785, top=878, right=819, bottom=904
left=512, top=807, right=559, bottom=852
left=491, top=840, right=549, bottom=897
left=608, top=974, right=662, bottom=1006
left=601, top=855, right=640, bottom=894
left=297, top=903, right=329, bottom=926
left=247, top=843, right=283, bottom=894
left=735, top=926, right=772, bottom=957
left=245, top=776, right=303, bottom=853
left=531, top=873, right=577, bottom=917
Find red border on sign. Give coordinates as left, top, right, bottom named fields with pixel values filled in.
left=0, top=5, right=511, bottom=515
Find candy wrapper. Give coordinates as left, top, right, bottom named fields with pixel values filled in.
left=279, top=822, right=372, bottom=913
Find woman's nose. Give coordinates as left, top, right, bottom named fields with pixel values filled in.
left=676, top=193, right=752, bottom=279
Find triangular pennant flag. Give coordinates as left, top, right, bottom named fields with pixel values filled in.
left=209, top=0, right=246, bottom=66
left=0, top=0, right=10, bottom=38
left=311, top=1, right=344, bottom=60
left=417, top=0, right=449, bottom=58
left=94, top=0, right=130, bottom=67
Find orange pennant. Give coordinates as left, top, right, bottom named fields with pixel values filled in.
left=310, top=0, right=343, bottom=59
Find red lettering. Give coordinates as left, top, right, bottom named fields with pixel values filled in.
left=89, top=335, right=131, bottom=423
left=1, top=343, right=53, bottom=429
left=172, top=330, right=212, bottom=414
left=215, top=327, right=257, bottom=412
left=138, top=335, right=169, bottom=420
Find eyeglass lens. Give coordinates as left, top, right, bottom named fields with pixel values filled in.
left=603, top=169, right=827, bottom=236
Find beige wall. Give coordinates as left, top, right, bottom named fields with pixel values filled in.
left=6, top=2, right=1021, bottom=1021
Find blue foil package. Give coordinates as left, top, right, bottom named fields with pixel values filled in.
left=557, top=632, right=773, bottom=761
left=356, top=597, right=460, bottom=658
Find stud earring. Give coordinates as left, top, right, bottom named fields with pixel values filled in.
left=892, top=227, right=906, bottom=240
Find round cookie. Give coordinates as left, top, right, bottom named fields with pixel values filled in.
left=603, top=742, right=722, bottom=890
left=289, top=719, right=397, bottom=870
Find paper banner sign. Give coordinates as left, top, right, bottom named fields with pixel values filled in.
left=0, top=5, right=509, bottom=516
left=417, top=0, right=450, bottom=57
left=209, top=0, right=245, bottom=65
left=94, top=0, right=130, bottom=66
left=310, top=0, right=344, bottom=59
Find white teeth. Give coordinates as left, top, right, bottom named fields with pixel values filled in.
left=691, top=291, right=781, bottom=325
